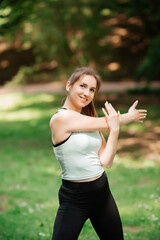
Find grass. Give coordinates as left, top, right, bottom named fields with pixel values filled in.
left=0, top=92, right=160, bottom=240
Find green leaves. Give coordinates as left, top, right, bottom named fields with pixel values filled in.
left=1, top=0, right=160, bottom=84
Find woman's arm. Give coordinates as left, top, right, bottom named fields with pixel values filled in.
left=99, top=104, right=121, bottom=168
left=98, top=100, right=147, bottom=168
left=100, top=130, right=119, bottom=168
left=50, top=100, right=147, bottom=134
left=120, top=100, right=147, bottom=126
left=50, top=110, right=109, bottom=133
left=98, top=131, right=107, bottom=155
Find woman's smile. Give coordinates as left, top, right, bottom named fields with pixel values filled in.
left=80, top=96, right=88, bottom=102
left=64, top=73, right=97, bottom=112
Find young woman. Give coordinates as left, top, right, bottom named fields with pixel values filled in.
left=49, top=67, right=147, bottom=240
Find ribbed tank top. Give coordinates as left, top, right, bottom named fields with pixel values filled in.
left=52, top=108, right=104, bottom=180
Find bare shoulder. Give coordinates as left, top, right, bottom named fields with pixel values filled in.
left=49, top=110, right=74, bottom=144
left=50, top=109, right=107, bottom=133
left=49, top=111, right=63, bottom=130
left=49, top=110, right=78, bottom=129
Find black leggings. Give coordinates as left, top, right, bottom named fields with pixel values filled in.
left=52, top=172, right=124, bottom=240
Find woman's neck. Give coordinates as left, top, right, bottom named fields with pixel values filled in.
left=63, top=98, right=82, bottom=113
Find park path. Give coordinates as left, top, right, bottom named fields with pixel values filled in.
left=0, top=80, right=159, bottom=94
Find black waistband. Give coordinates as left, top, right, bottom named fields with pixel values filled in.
left=62, top=171, right=107, bottom=191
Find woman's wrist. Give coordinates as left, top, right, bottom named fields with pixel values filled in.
left=110, top=128, right=120, bottom=134
left=120, top=112, right=134, bottom=126
left=103, top=117, right=110, bottom=130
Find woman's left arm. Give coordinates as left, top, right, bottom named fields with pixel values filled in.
left=98, top=103, right=121, bottom=168
left=99, top=129, right=119, bottom=168
left=98, top=131, right=106, bottom=157
left=120, top=100, right=147, bottom=126
left=98, top=100, right=147, bottom=167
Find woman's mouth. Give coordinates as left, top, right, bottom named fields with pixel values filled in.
left=80, top=96, right=88, bottom=102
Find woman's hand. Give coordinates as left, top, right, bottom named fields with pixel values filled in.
left=102, top=102, right=121, bottom=132
left=128, top=100, right=147, bottom=123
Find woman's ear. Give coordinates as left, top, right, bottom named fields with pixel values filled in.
left=66, top=81, right=71, bottom=92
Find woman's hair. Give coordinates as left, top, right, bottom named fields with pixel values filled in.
left=67, top=67, right=102, bottom=117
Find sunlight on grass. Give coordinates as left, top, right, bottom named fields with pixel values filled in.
left=0, top=108, right=53, bottom=121
left=0, top=93, right=57, bottom=121
left=0, top=93, right=55, bottom=110
left=114, top=155, right=157, bottom=169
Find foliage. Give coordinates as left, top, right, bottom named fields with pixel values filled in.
left=135, top=35, right=160, bottom=82
left=0, top=0, right=35, bottom=37
left=122, top=0, right=160, bottom=81
left=0, top=0, right=160, bottom=83
left=127, top=86, right=160, bottom=95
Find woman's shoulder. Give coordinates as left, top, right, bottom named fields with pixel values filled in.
left=49, top=108, right=72, bottom=129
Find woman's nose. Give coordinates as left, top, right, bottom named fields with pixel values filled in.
left=83, top=88, right=90, bottom=96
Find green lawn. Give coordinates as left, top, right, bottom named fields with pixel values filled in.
left=0, top=92, right=160, bottom=240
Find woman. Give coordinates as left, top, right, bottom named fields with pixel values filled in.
left=49, top=67, right=147, bottom=240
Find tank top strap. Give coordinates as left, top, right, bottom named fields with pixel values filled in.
left=55, top=107, right=67, bottom=114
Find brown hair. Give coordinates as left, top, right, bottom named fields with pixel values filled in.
left=67, top=67, right=101, bottom=117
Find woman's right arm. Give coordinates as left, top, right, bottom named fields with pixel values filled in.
left=50, top=109, right=109, bottom=133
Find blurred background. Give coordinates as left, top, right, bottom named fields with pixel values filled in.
left=0, top=0, right=160, bottom=87
left=0, top=0, right=160, bottom=240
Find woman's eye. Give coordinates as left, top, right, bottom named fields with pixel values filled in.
left=90, top=89, right=95, bottom=92
left=80, top=84, right=84, bottom=87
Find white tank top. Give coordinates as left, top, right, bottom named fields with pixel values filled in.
left=52, top=109, right=104, bottom=180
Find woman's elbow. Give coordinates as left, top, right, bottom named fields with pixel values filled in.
left=100, top=161, right=112, bottom=169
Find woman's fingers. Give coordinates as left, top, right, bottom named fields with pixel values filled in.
left=104, top=101, right=110, bottom=114
left=139, top=113, right=147, bottom=116
left=118, top=110, right=121, bottom=121
left=102, top=108, right=110, bottom=130
left=105, top=102, right=114, bottom=115
left=130, top=100, right=139, bottom=109
left=102, top=107, right=109, bottom=118
left=139, top=115, right=147, bottom=119
left=138, top=109, right=147, bottom=113
left=105, top=101, right=117, bottom=116
left=138, top=112, right=147, bottom=120
left=104, top=101, right=147, bottom=124
left=109, top=103, right=117, bottom=115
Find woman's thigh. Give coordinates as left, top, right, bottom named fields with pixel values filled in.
left=89, top=192, right=124, bottom=240
left=52, top=205, right=87, bottom=240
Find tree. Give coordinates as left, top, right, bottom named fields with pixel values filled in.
left=0, top=0, right=160, bottom=85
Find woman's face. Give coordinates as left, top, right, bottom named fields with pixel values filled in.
left=67, top=74, right=97, bottom=109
